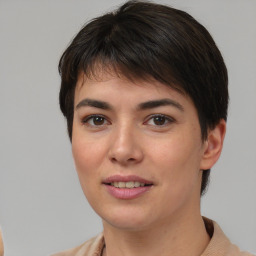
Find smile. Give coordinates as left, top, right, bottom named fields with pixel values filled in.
left=110, top=181, right=149, bottom=188
left=103, top=175, right=153, bottom=199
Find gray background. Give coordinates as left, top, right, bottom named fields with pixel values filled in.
left=0, top=0, right=255, bottom=255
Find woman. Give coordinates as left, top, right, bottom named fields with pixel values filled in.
left=52, top=1, right=253, bottom=255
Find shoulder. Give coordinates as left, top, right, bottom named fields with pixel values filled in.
left=50, top=233, right=104, bottom=256
left=225, top=244, right=255, bottom=256
left=202, top=217, right=255, bottom=256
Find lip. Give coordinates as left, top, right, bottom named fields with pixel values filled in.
left=102, top=175, right=153, bottom=200
left=104, top=185, right=152, bottom=199
left=102, top=175, right=153, bottom=184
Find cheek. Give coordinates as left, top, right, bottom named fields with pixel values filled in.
left=71, top=133, right=107, bottom=182
left=149, top=132, right=203, bottom=189
left=71, top=137, right=106, bottom=204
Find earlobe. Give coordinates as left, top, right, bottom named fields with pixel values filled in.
left=200, top=119, right=226, bottom=170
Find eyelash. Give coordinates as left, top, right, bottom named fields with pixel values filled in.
left=82, top=114, right=110, bottom=127
left=82, top=114, right=175, bottom=128
left=144, top=114, right=175, bottom=127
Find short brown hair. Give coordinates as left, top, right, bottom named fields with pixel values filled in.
left=58, top=0, right=229, bottom=195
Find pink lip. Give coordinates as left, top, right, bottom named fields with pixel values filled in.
left=104, top=185, right=152, bottom=200
left=102, top=175, right=153, bottom=200
left=103, top=175, right=153, bottom=184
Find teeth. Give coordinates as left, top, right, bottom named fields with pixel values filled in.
left=134, top=181, right=140, bottom=187
left=119, top=182, right=126, bottom=188
left=125, top=181, right=133, bottom=188
left=111, top=181, right=147, bottom=188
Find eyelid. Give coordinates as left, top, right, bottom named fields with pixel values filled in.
left=144, top=114, right=175, bottom=126
left=80, top=113, right=175, bottom=127
left=82, top=114, right=111, bottom=126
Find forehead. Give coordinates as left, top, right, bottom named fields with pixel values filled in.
left=75, top=68, right=185, bottom=98
left=74, top=71, right=196, bottom=116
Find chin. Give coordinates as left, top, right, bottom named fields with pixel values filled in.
left=97, top=205, right=155, bottom=231
left=103, top=217, right=152, bottom=231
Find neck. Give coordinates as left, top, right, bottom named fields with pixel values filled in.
left=102, top=212, right=210, bottom=256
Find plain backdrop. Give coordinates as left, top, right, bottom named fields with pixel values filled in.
left=0, top=0, right=255, bottom=255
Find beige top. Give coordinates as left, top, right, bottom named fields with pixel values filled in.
left=0, top=229, right=4, bottom=256
left=51, top=219, right=254, bottom=256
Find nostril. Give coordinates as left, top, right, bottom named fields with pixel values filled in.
left=127, top=158, right=136, bottom=162
left=110, top=157, right=137, bottom=165
left=110, top=157, right=118, bottom=163
left=108, top=144, right=144, bottom=164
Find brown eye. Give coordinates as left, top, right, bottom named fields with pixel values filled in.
left=145, top=114, right=174, bottom=127
left=153, top=116, right=167, bottom=125
left=92, top=116, right=105, bottom=125
left=83, top=115, right=108, bottom=126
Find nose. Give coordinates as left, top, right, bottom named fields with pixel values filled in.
left=108, top=124, right=144, bottom=165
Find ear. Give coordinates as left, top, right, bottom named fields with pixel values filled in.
left=200, top=119, right=226, bottom=170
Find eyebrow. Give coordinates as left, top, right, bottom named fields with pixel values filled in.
left=75, top=98, right=184, bottom=112
left=137, top=99, right=184, bottom=112
left=75, top=99, right=112, bottom=110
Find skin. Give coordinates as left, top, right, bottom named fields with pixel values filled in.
left=72, top=71, right=226, bottom=256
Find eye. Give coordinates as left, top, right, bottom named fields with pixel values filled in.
left=145, top=114, right=174, bottom=126
left=82, top=115, right=109, bottom=127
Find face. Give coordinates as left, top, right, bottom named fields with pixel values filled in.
left=72, top=72, right=208, bottom=231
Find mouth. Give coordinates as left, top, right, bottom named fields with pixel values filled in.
left=102, top=175, right=153, bottom=199
left=102, top=175, right=153, bottom=188
left=105, top=181, right=152, bottom=188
